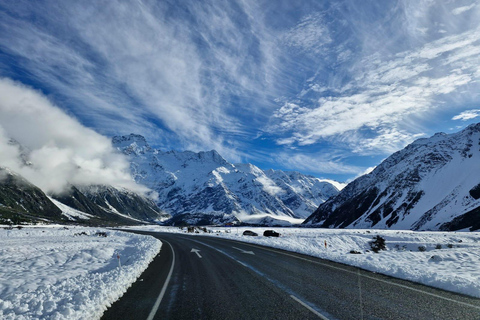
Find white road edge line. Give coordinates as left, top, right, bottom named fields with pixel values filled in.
left=290, top=295, right=330, bottom=320
left=189, top=239, right=330, bottom=319
left=233, top=241, right=480, bottom=311
left=232, top=246, right=255, bottom=254
left=146, top=240, right=175, bottom=320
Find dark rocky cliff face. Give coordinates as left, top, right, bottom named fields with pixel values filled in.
left=0, top=168, right=63, bottom=223
left=52, top=185, right=169, bottom=224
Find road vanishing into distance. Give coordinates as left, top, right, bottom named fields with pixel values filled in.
left=102, top=231, right=480, bottom=320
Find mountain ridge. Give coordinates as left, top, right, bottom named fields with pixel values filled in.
left=113, top=133, right=341, bottom=225
left=304, top=123, right=480, bottom=231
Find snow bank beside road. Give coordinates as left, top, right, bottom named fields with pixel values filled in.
left=127, top=226, right=480, bottom=298
left=220, top=228, right=480, bottom=298
left=0, top=226, right=161, bottom=320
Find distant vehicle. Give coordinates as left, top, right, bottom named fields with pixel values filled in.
left=243, top=230, right=258, bottom=236
left=263, top=230, right=280, bottom=237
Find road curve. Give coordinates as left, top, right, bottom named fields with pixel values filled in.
left=102, top=232, right=480, bottom=320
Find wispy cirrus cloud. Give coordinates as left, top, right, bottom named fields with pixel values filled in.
left=274, top=152, right=363, bottom=176
left=452, top=109, right=480, bottom=121
left=0, top=0, right=281, bottom=162
left=281, top=12, right=332, bottom=54
left=452, top=4, right=477, bottom=15
left=2, top=0, right=480, bottom=182
left=270, top=1, right=480, bottom=156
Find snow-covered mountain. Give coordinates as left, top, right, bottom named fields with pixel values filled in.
left=51, top=185, right=169, bottom=224
left=304, top=123, right=480, bottom=231
left=0, top=138, right=167, bottom=225
left=113, top=134, right=340, bottom=225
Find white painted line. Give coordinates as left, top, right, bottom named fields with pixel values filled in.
left=146, top=240, right=175, bottom=320
left=232, top=246, right=255, bottom=255
left=191, top=248, right=202, bottom=258
left=290, top=295, right=330, bottom=320
left=233, top=241, right=480, bottom=311
left=189, top=239, right=333, bottom=319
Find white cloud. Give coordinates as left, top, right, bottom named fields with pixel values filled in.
left=275, top=152, right=363, bottom=175
left=0, top=0, right=282, bottom=163
left=452, top=109, right=480, bottom=121
left=0, top=78, right=148, bottom=195
left=281, top=12, right=332, bottom=54
left=452, top=4, right=476, bottom=15
left=255, top=176, right=284, bottom=196
left=271, top=22, right=480, bottom=153
left=345, top=127, right=425, bottom=155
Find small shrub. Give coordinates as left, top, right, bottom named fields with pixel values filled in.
left=369, top=235, right=386, bottom=253
left=95, top=232, right=107, bottom=237
left=418, top=245, right=427, bottom=252
left=349, top=250, right=361, bottom=254
left=435, top=244, right=442, bottom=250
left=447, top=243, right=454, bottom=249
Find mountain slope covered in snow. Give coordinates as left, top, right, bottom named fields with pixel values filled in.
left=113, top=134, right=340, bottom=225
left=304, top=123, right=480, bottom=231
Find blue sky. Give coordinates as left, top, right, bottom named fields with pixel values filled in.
left=1, top=0, right=480, bottom=182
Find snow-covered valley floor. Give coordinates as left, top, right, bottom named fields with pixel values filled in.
left=2, top=225, right=479, bottom=320
left=0, top=226, right=161, bottom=320
left=125, top=225, right=480, bottom=299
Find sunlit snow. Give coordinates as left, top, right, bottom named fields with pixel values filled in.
left=0, top=226, right=161, bottom=320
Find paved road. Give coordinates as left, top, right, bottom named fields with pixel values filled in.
left=102, top=232, right=480, bottom=320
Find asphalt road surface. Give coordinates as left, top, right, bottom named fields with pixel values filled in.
left=102, top=231, right=480, bottom=320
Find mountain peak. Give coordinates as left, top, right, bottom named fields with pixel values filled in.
left=304, top=122, right=480, bottom=231
left=112, top=133, right=148, bottom=146
left=114, top=138, right=341, bottom=224
left=112, top=134, right=150, bottom=154
left=198, top=150, right=226, bottom=163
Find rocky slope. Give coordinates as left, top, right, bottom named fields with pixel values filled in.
left=0, top=166, right=167, bottom=226
left=52, top=185, right=168, bottom=225
left=0, top=137, right=167, bottom=225
left=113, top=134, right=340, bottom=225
left=304, top=123, right=480, bottom=231
left=0, top=168, right=168, bottom=228
left=0, top=167, right=64, bottom=224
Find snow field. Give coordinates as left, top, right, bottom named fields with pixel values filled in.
left=0, top=226, right=162, bottom=320
left=127, top=226, right=480, bottom=298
